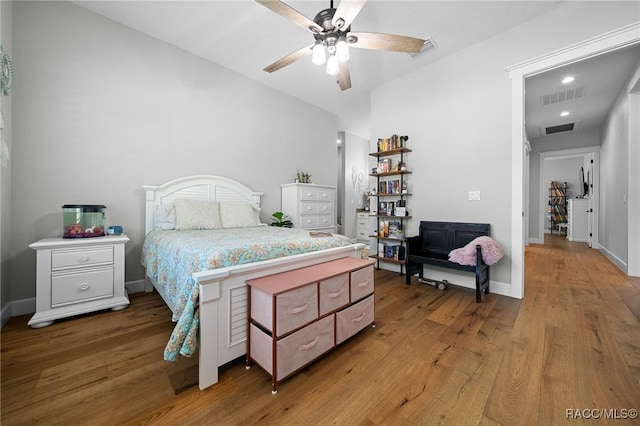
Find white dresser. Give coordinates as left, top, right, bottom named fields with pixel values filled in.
left=356, top=210, right=372, bottom=244
left=281, top=183, right=336, bottom=232
left=28, top=235, right=130, bottom=328
left=567, top=199, right=589, bottom=242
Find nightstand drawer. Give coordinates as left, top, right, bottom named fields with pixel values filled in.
left=52, top=247, right=114, bottom=270
left=51, top=267, right=114, bottom=307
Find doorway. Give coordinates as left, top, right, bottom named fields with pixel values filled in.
left=507, top=23, right=640, bottom=298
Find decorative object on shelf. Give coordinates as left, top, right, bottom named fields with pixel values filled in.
left=107, top=225, right=123, bottom=235
left=269, top=211, right=294, bottom=228
left=295, top=169, right=312, bottom=183
left=255, top=0, right=426, bottom=91
left=62, top=205, right=107, bottom=238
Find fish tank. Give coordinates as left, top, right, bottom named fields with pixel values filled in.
left=62, top=205, right=106, bottom=238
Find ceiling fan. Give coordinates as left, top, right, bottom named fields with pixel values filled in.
left=256, top=0, right=426, bottom=91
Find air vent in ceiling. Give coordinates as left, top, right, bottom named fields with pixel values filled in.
left=408, top=37, right=437, bottom=58
left=541, top=120, right=581, bottom=136
left=540, top=86, right=586, bottom=106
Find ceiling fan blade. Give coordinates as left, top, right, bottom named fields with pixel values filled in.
left=263, top=44, right=313, bottom=73
left=337, top=62, right=351, bottom=91
left=256, top=0, right=323, bottom=33
left=332, top=0, right=367, bottom=30
left=349, top=32, right=425, bottom=53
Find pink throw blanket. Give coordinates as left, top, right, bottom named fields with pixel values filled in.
left=448, top=236, right=504, bottom=266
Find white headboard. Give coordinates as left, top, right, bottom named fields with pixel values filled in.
left=143, top=175, right=263, bottom=235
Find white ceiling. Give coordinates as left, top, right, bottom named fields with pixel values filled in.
left=71, top=1, right=639, bottom=136
left=525, top=45, right=640, bottom=140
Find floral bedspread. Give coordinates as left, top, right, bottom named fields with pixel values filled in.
left=140, top=227, right=354, bottom=362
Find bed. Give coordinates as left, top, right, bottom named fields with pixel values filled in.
left=141, top=175, right=364, bottom=390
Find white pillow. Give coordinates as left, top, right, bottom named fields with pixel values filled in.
left=173, top=199, right=222, bottom=230
left=153, top=204, right=176, bottom=230
left=220, top=203, right=261, bottom=228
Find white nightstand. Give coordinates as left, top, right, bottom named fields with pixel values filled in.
left=28, top=235, right=130, bottom=328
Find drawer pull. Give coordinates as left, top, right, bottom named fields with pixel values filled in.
left=306, top=206, right=313, bottom=211
left=79, top=283, right=90, bottom=291
left=328, top=287, right=345, bottom=298
left=288, top=303, right=309, bottom=315
left=351, top=313, right=365, bottom=323
left=357, top=280, right=369, bottom=288
left=298, top=337, right=318, bottom=351
left=79, top=256, right=90, bottom=262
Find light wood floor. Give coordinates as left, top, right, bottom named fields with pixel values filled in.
left=2, top=234, right=639, bottom=425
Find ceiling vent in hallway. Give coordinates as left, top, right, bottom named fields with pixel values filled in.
left=542, top=120, right=581, bottom=136
left=540, top=86, right=586, bottom=106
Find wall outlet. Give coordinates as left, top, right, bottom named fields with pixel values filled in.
left=469, top=190, right=481, bottom=201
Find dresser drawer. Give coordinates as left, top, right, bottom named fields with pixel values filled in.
left=276, top=314, right=334, bottom=380
left=51, top=267, right=114, bottom=307
left=356, top=229, right=369, bottom=239
left=351, top=265, right=374, bottom=301
left=336, top=294, right=374, bottom=344
left=52, top=246, right=114, bottom=270
left=300, top=201, right=318, bottom=214
left=319, top=274, right=349, bottom=316
left=299, top=188, right=318, bottom=201
left=299, top=214, right=334, bottom=229
left=316, top=202, right=332, bottom=214
left=275, top=283, right=318, bottom=336
left=316, top=189, right=333, bottom=202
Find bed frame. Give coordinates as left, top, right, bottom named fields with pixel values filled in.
left=143, top=175, right=364, bottom=390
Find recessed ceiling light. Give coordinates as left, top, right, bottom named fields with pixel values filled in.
left=562, top=76, right=574, bottom=84
left=336, top=139, right=342, bottom=144
left=560, top=111, right=570, bottom=117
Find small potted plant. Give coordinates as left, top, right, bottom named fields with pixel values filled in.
left=269, top=211, right=293, bottom=228
left=295, top=170, right=312, bottom=183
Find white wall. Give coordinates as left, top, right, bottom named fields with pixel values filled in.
left=599, top=57, right=640, bottom=271
left=1, top=0, right=13, bottom=324
left=9, top=1, right=339, bottom=303
left=370, top=1, right=640, bottom=295
left=342, top=132, right=370, bottom=239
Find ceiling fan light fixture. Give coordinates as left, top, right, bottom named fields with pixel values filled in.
left=312, top=41, right=327, bottom=65
left=336, top=37, right=349, bottom=62
left=326, top=54, right=339, bottom=76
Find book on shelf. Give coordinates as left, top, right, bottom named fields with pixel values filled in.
left=376, top=135, right=407, bottom=152
left=377, top=243, right=406, bottom=260
left=377, top=158, right=391, bottom=173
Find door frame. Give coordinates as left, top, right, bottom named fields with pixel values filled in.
left=507, top=22, right=640, bottom=298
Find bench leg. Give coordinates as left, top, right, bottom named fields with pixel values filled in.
left=475, top=269, right=490, bottom=303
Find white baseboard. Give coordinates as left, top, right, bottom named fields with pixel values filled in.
left=598, top=244, right=627, bottom=273
left=126, top=279, right=147, bottom=294
left=417, top=265, right=515, bottom=299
